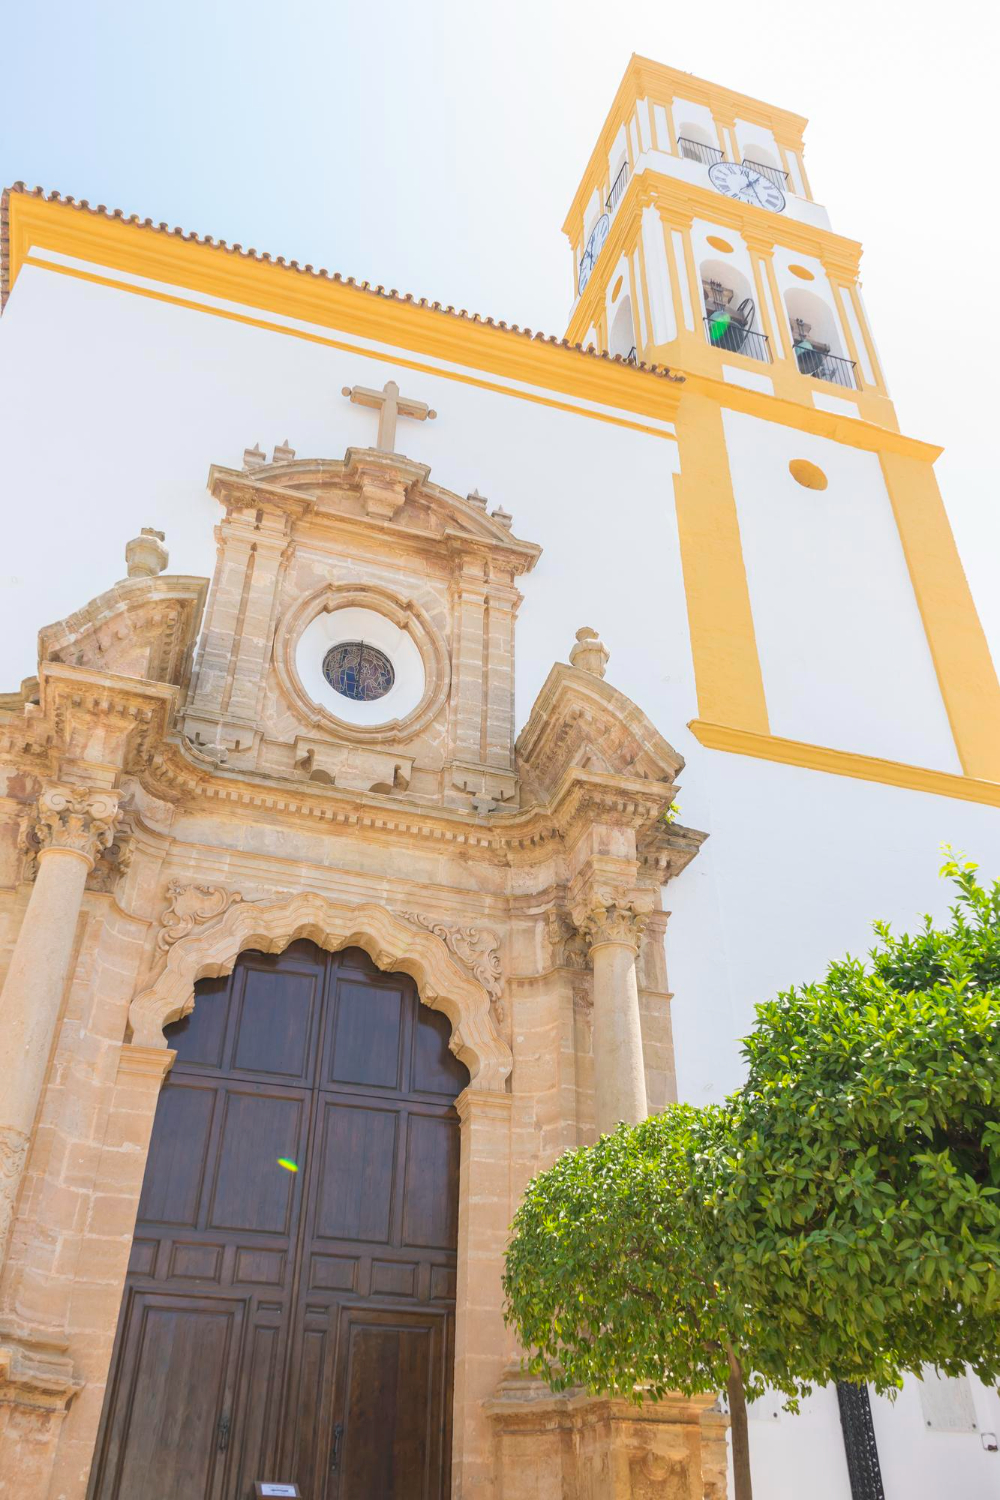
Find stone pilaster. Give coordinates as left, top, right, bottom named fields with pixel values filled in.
left=581, top=895, right=649, bottom=1134
left=0, top=786, right=121, bottom=1265
left=453, top=1087, right=512, bottom=1500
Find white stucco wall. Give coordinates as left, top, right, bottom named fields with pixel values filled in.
left=721, top=409, right=961, bottom=771
left=1, top=255, right=998, bottom=1500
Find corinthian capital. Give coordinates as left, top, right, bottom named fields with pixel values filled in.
left=25, top=784, right=122, bottom=868
left=581, top=892, right=649, bottom=953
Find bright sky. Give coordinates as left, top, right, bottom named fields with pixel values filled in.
left=4, top=0, right=997, bottom=654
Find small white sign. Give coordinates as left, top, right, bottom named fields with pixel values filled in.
left=258, top=1487, right=299, bottom=1497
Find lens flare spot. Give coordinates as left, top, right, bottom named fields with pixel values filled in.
left=277, top=1158, right=299, bottom=1173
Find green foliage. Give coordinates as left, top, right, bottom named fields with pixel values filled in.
left=703, top=855, right=1000, bottom=1394
left=504, top=858, right=1000, bottom=1411
left=502, top=1103, right=746, bottom=1401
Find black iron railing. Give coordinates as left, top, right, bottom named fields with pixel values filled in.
left=678, top=137, right=724, bottom=167
left=704, top=315, right=772, bottom=363
left=742, top=157, right=789, bottom=191
left=792, top=343, right=859, bottom=389
left=606, top=161, right=630, bottom=214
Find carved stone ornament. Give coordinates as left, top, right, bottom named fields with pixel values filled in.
left=87, top=829, right=135, bottom=894
left=129, top=893, right=511, bottom=1091
left=19, top=784, right=122, bottom=870
left=545, top=910, right=590, bottom=970
left=155, top=880, right=245, bottom=952
left=580, top=891, right=650, bottom=953
left=628, top=1450, right=688, bottom=1500
left=399, top=913, right=505, bottom=1022
left=0, top=1127, right=29, bottom=1257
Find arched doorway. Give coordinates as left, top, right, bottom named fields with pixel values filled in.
left=90, top=940, right=468, bottom=1500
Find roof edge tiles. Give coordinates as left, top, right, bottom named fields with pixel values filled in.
left=0, top=183, right=683, bottom=387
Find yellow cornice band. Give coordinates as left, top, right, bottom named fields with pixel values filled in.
left=3, top=192, right=684, bottom=429
left=689, top=721, right=1000, bottom=809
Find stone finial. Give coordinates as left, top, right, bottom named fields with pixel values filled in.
left=272, top=439, right=296, bottom=463
left=490, top=506, right=513, bottom=530
left=243, top=443, right=266, bottom=469
left=467, top=488, right=488, bottom=508
left=125, top=528, right=168, bottom=579
left=569, top=626, right=609, bottom=679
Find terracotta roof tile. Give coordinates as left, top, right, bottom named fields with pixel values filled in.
left=1, top=183, right=683, bottom=382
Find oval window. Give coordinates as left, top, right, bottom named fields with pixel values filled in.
left=706, top=235, right=734, bottom=253
left=788, top=264, right=815, bottom=281
left=322, top=641, right=395, bottom=701
left=789, top=459, right=828, bottom=491
left=611, top=274, right=624, bottom=302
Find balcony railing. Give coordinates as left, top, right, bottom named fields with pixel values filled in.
left=793, top=344, right=859, bottom=389
left=625, top=345, right=638, bottom=365
left=678, top=137, right=724, bottom=167
left=704, top=315, right=772, bottom=363
left=606, top=160, right=629, bottom=214
left=742, top=157, right=789, bottom=191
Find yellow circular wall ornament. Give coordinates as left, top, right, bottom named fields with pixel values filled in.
left=789, top=459, right=828, bottom=491
left=788, top=264, right=815, bottom=280
left=706, top=235, right=734, bottom=253
left=611, top=275, right=624, bottom=302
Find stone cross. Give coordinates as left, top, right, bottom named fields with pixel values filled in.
left=342, top=378, right=437, bottom=454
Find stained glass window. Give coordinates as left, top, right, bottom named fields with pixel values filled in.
left=322, top=641, right=395, bottom=702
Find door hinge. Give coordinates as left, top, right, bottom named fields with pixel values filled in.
left=217, top=1411, right=231, bottom=1453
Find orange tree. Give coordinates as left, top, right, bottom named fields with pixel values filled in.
left=503, top=860, right=1000, bottom=1500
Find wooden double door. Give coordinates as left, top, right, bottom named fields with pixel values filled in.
left=90, top=941, right=468, bottom=1500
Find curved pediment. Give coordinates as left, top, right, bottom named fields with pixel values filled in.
left=208, top=448, right=540, bottom=574
left=38, top=574, right=208, bottom=690
left=516, top=659, right=685, bottom=801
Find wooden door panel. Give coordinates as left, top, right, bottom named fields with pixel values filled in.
left=411, top=1006, right=469, bottom=1097
left=92, top=1291, right=244, bottom=1500
left=329, top=980, right=404, bottom=1090
left=313, top=1101, right=398, bottom=1244
left=207, top=1088, right=307, bottom=1235
left=330, top=1308, right=449, bottom=1500
left=401, top=1114, right=460, bottom=1250
left=136, top=1082, right=216, bottom=1228
left=95, top=943, right=465, bottom=1500
left=231, top=963, right=321, bottom=1080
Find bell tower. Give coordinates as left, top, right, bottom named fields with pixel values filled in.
left=563, top=55, right=891, bottom=428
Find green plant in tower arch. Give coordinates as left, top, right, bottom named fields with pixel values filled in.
left=503, top=855, right=1000, bottom=1500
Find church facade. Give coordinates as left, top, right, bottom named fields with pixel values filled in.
left=0, top=53, right=998, bottom=1500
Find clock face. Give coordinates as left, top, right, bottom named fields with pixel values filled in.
left=708, top=161, right=786, bottom=213
left=578, top=213, right=610, bottom=294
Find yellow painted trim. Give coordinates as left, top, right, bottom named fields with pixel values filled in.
left=563, top=54, right=808, bottom=242
left=4, top=195, right=686, bottom=429
left=792, top=142, right=814, bottom=203
left=689, top=720, right=1000, bottom=809
left=846, top=281, right=885, bottom=390
left=879, top=451, right=1000, bottom=781
left=673, top=396, right=769, bottom=732
left=748, top=251, right=778, bottom=351
left=635, top=227, right=654, bottom=357
left=762, top=252, right=793, bottom=360
left=825, top=274, right=873, bottom=391
left=659, top=215, right=689, bottom=339
left=23, top=258, right=677, bottom=443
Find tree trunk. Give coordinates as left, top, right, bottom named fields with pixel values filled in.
left=725, top=1342, right=753, bottom=1500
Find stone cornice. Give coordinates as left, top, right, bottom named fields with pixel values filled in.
left=0, top=664, right=180, bottom=780
left=208, top=455, right=541, bottom=576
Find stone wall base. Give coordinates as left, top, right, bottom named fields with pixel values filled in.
left=485, top=1368, right=729, bottom=1500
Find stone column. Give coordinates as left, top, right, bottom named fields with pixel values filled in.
left=0, top=785, right=120, bottom=1262
left=582, top=898, right=648, bottom=1134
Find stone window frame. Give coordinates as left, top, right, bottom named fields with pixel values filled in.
left=273, top=582, right=451, bottom=745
